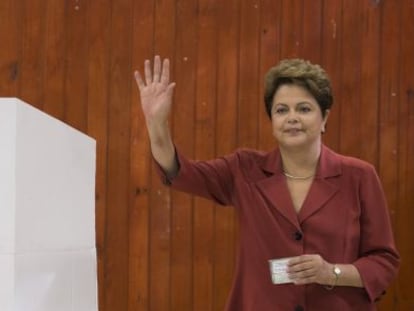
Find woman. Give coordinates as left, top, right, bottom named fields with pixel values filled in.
left=134, top=56, right=399, bottom=311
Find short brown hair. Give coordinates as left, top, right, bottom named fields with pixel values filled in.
left=264, top=59, right=333, bottom=118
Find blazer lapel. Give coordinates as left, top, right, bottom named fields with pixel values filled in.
left=298, top=145, right=342, bottom=223
left=255, top=175, right=300, bottom=229
left=298, top=178, right=339, bottom=223
left=254, top=148, right=300, bottom=229
left=254, top=145, right=342, bottom=227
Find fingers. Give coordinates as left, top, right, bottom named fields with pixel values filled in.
left=134, top=70, right=145, bottom=90
left=166, top=82, right=176, bottom=95
left=153, top=55, right=161, bottom=82
left=160, top=59, right=170, bottom=85
left=287, top=254, right=325, bottom=285
left=288, top=254, right=316, bottom=268
left=289, top=264, right=316, bottom=275
left=140, top=55, right=170, bottom=86
left=144, top=59, right=152, bottom=85
left=288, top=264, right=317, bottom=284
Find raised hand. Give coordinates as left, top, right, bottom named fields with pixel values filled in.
left=134, top=55, right=177, bottom=174
left=134, top=55, right=175, bottom=125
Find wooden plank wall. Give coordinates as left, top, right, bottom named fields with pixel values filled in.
left=0, top=0, right=413, bottom=310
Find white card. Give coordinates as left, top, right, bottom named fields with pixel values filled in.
left=268, top=257, right=294, bottom=284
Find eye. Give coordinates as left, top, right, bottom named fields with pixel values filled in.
left=298, top=106, right=311, bottom=113
left=273, top=106, right=288, bottom=114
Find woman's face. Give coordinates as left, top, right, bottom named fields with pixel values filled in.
left=271, top=84, right=329, bottom=149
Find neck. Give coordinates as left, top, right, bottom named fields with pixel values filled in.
left=279, top=142, right=321, bottom=178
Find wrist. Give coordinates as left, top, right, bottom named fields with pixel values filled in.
left=325, top=264, right=341, bottom=290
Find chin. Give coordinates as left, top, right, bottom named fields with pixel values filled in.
left=282, top=144, right=307, bottom=150
left=279, top=138, right=307, bottom=146
left=279, top=138, right=321, bottom=151
left=278, top=138, right=314, bottom=149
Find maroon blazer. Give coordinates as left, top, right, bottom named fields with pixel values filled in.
left=158, top=145, right=400, bottom=311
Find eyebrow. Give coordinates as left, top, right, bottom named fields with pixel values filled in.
left=274, top=101, right=313, bottom=106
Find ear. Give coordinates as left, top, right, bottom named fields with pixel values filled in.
left=322, top=109, right=330, bottom=133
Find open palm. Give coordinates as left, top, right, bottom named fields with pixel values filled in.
left=134, top=55, right=175, bottom=124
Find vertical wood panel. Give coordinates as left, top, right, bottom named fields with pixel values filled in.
left=0, top=0, right=21, bottom=96
left=192, top=1, right=218, bottom=310
left=395, top=0, right=414, bottom=309
left=18, top=0, right=46, bottom=109
left=302, top=0, right=322, bottom=64
left=42, top=0, right=66, bottom=119
left=149, top=0, right=176, bottom=310
left=238, top=0, right=260, bottom=148
left=213, top=1, right=240, bottom=309
left=86, top=0, right=111, bottom=310
left=63, top=0, right=88, bottom=131
left=377, top=0, right=401, bottom=309
left=280, top=0, right=303, bottom=58
left=104, top=0, right=132, bottom=309
left=339, top=0, right=362, bottom=157
left=320, top=0, right=342, bottom=150
left=258, top=0, right=281, bottom=150
left=359, top=1, right=381, bottom=165
left=129, top=1, right=155, bottom=310
left=170, top=0, right=197, bottom=309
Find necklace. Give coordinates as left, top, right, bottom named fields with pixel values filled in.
left=283, top=171, right=315, bottom=180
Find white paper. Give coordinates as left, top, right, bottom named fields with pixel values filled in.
left=268, top=257, right=294, bottom=284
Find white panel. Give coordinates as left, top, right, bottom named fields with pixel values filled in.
left=0, top=99, right=16, bottom=253
left=72, top=249, right=98, bottom=311
left=0, top=98, right=97, bottom=311
left=0, top=254, right=14, bottom=311
left=15, top=252, right=72, bottom=311
left=14, top=99, right=96, bottom=251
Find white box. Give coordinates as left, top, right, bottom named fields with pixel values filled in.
left=0, top=98, right=97, bottom=311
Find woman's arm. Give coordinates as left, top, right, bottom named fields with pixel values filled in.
left=287, top=164, right=399, bottom=301
left=287, top=255, right=363, bottom=288
left=135, top=55, right=235, bottom=205
left=351, top=164, right=400, bottom=301
left=134, top=55, right=178, bottom=177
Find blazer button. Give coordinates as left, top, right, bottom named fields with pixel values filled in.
left=293, top=231, right=303, bottom=241
left=294, top=305, right=304, bottom=311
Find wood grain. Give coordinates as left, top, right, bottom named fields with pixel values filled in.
left=0, top=1, right=412, bottom=310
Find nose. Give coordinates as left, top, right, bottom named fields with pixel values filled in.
left=286, top=111, right=299, bottom=123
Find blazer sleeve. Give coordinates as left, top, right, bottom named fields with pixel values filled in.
left=153, top=147, right=236, bottom=206
left=352, top=164, right=400, bottom=302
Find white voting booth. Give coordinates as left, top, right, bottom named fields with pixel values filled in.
left=0, top=98, right=98, bottom=311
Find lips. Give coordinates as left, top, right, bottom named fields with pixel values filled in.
left=284, top=128, right=303, bottom=133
